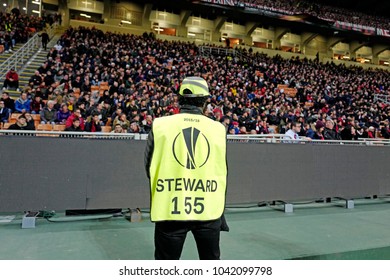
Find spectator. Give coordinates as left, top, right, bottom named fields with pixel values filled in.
left=85, top=112, right=102, bottom=132
left=0, top=91, right=15, bottom=113
left=256, top=118, right=270, bottom=134
left=305, top=123, right=315, bottom=139
left=30, top=95, right=45, bottom=114
left=284, top=121, right=301, bottom=141
left=24, top=26, right=390, bottom=139
left=54, top=41, right=62, bottom=51
left=24, top=113, right=36, bottom=130
left=55, top=103, right=71, bottom=124
left=128, top=121, right=140, bottom=133
left=11, top=6, right=20, bottom=17
left=113, top=113, right=130, bottom=130
left=340, top=124, right=358, bottom=140
left=3, top=68, right=19, bottom=90
left=267, top=109, right=280, bottom=125
left=14, top=92, right=31, bottom=113
left=8, top=114, right=32, bottom=130
left=313, top=120, right=325, bottom=140
left=323, top=118, right=341, bottom=140
left=380, top=122, right=390, bottom=139
left=112, top=123, right=124, bottom=133
left=29, top=71, right=43, bottom=88
left=43, top=70, right=55, bottom=87
left=66, top=108, right=85, bottom=130
left=101, top=100, right=112, bottom=125
left=0, top=100, right=10, bottom=123
left=64, top=117, right=83, bottom=132
left=367, top=126, right=376, bottom=138
left=141, top=115, right=153, bottom=134
left=1, top=91, right=15, bottom=112
left=38, top=30, right=49, bottom=50
left=40, top=100, right=57, bottom=124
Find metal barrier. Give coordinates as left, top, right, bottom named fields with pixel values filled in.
left=0, top=129, right=139, bottom=139
left=0, top=33, right=40, bottom=76
left=0, top=25, right=56, bottom=80
left=0, top=131, right=389, bottom=212
left=227, top=134, right=390, bottom=146
left=1, top=130, right=389, bottom=146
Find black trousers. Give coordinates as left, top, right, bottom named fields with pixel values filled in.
left=3, top=79, right=19, bottom=89
left=154, top=218, right=222, bottom=260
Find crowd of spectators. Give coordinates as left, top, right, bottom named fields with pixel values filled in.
left=0, top=8, right=59, bottom=53
left=0, top=26, right=389, bottom=140
left=239, top=0, right=390, bottom=30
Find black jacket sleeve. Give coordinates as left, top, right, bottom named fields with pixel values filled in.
left=144, top=126, right=154, bottom=179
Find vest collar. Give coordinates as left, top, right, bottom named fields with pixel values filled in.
left=180, top=105, right=202, bottom=115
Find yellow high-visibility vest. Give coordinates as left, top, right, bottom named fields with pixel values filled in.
left=149, top=113, right=227, bottom=222
left=5, top=23, right=11, bottom=32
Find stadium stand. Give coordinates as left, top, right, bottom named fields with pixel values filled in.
left=0, top=1, right=388, bottom=141
left=219, top=0, right=390, bottom=30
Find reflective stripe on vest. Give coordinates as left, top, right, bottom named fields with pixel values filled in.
left=149, top=113, right=227, bottom=222
left=5, top=23, right=11, bottom=32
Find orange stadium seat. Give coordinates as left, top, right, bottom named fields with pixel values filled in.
left=304, top=102, right=314, bottom=109
left=99, top=82, right=109, bottom=93
left=255, top=70, right=264, bottom=78
left=101, top=126, right=112, bottom=133
left=277, top=84, right=288, bottom=90
left=37, top=124, right=53, bottom=131
left=105, top=117, right=112, bottom=127
left=53, top=124, right=66, bottom=131
left=36, top=123, right=54, bottom=137
left=284, top=88, right=297, bottom=98
left=268, top=125, right=279, bottom=134
left=31, top=114, right=41, bottom=127
left=73, top=88, right=81, bottom=99
left=9, top=113, right=21, bottom=124
left=91, top=85, right=99, bottom=92
left=2, top=122, right=11, bottom=129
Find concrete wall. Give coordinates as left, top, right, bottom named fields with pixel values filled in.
left=69, top=20, right=149, bottom=36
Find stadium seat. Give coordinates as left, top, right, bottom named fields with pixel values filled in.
left=277, top=84, right=288, bottom=89
left=9, top=113, right=21, bottom=124
left=2, top=122, right=11, bottom=129
left=36, top=124, right=54, bottom=137
left=73, top=88, right=81, bottom=99
left=31, top=114, right=41, bottom=127
left=53, top=124, right=66, bottom=131
left=268, top=125, right=279, bottom=134
left=101, top=126, right=112, bottom=133
left=304, top=102, right=314, bottom=109
left=37, top=124, right=53, bottom=131
left=105, top=117, right=112, bottom=127
left=91, top=85, right=99, bottom=92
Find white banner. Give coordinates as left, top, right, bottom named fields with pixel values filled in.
left=334, top=21, right=376, bottom=35
left=201, top=0, right=237, bottom=7
left=377, top=28, right=390, bottom=37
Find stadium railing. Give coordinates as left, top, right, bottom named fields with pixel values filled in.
left=0, top=130, right=388, bottom=146
left=0, top=25, right=57, bottom=81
